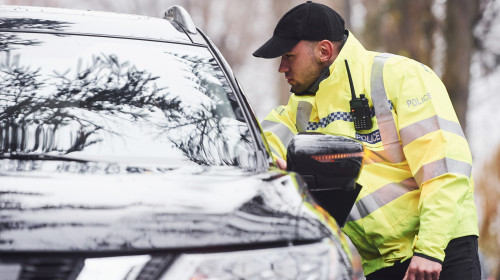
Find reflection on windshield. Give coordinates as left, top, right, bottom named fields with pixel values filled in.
left=0, top=32, right=256, bottom=168
left=161, top=52, right=252, bottom=165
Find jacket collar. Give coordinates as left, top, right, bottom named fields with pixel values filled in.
left=328, top=30, right=370, bottom=77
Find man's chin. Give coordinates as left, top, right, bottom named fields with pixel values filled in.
left=287, top=80, right=307, bottom=93
left=291, top=86, right=308, bottom=94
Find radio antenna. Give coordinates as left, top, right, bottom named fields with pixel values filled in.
left=344, top=60, right=357, bottom=99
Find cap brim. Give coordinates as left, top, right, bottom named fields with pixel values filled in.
left=253, top=36, right=300, bottom=59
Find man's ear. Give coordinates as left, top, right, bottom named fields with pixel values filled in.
left=318, top=40, right=335, bottom=63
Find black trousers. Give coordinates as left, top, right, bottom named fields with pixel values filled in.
left=366, top=235, right=481, bottom=280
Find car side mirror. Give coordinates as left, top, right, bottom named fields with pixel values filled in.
left=286, top=133, right=364, bottom=191
left=286, top=133, right=364, bottom=227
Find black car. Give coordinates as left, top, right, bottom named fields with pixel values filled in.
left=0, top=5, right=363, bottom=280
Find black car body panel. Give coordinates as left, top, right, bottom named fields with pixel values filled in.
left=1, top=161, right=328, bottom=252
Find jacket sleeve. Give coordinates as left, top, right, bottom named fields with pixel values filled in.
left=387, top=59, right=473, bottom=262
left=261, top=105, right=298, bottom=160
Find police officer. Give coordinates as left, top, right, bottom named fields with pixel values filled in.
left=253, top=2, right=480, bottom=280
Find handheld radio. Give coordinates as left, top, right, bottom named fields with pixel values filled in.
left=345, top=60, right=372, bottom=131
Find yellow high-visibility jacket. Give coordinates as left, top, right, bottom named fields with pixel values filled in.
left=262, top=32, right=478, bottom=275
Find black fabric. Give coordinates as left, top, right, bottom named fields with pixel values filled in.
left=365, top=235, right=481, bottom=280
left=365, top=259, right=411, bottom=280
left=439, top=235, right=481, bottom=280
left=253, top=1, right=345, bottom=58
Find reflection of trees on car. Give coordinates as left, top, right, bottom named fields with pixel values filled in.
left=0, top=53, right=181, bottom=154
left=50, top=53, right=184, bottom=153
left=0, top=18, right=69, bottom=52
left=0, top=54, right=44, bottom=153
left=162, top=53, right=253, bottom=166
left=0, top=50, right=252, bottom=166
left=0, top=51, right=255, bottom=233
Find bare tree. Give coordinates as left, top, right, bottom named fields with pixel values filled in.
left=361, top=0, right=436, bottom=70
left=441, top=0, right=482, bottom=130
left=361, top=0, right=495, bottom=132
left=476, top=145, right=500, bottom=277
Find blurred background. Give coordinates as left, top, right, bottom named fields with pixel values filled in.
left=1, top=0, right=499, bottom=278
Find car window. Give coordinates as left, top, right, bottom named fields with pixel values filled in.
left=0, top=32, right=257, bottom=168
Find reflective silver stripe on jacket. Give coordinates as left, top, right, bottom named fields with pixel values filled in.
left=348, top=178, right=419, bottom=222
left=261, top=120, right=295, bottom=151
left=296, top=101, right=313, bottom=133
left=400, top=115, right=466, bottom=147
left=363, top=144, right=406, bottom=164
left=348, top=54, right=414, bottom=221
left=266, top=141, right=282, bottom=159
left=262, top=101, right=313, bottom=157
left=414, top=157, right=472, bottom=186
left=369, top=53, right=405, bottom=164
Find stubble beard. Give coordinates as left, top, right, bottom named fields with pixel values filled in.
left=290, top=57, right=324, bottom=94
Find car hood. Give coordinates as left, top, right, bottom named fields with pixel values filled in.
left=0, top=159, right=328, bottom=252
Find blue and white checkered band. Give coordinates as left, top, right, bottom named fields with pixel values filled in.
left=306, top=100, right=393, bottom=131
left=306, top=111, right=352, bottom=130
left=388, top=100, right=394, bottom=110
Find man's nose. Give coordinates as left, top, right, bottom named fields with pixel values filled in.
left=278, top=58, right=289, bottom=73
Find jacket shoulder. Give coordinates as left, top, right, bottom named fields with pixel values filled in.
left=383, top=55, right=434, bottom=75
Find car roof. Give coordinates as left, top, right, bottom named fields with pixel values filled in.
left=0, top=5, right=204, bottom=45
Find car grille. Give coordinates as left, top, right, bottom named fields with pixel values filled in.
left=0, top=254, right=178, bottom=280
left=9, top=258, right=84, bottom=280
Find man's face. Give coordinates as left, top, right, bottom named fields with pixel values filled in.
left=278, top=41, right=323, bottom=94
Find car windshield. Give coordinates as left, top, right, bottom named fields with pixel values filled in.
left=0, top=32, right=257, bottom=168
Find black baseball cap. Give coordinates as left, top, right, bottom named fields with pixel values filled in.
left=253, top=1, right=345, bottom=59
